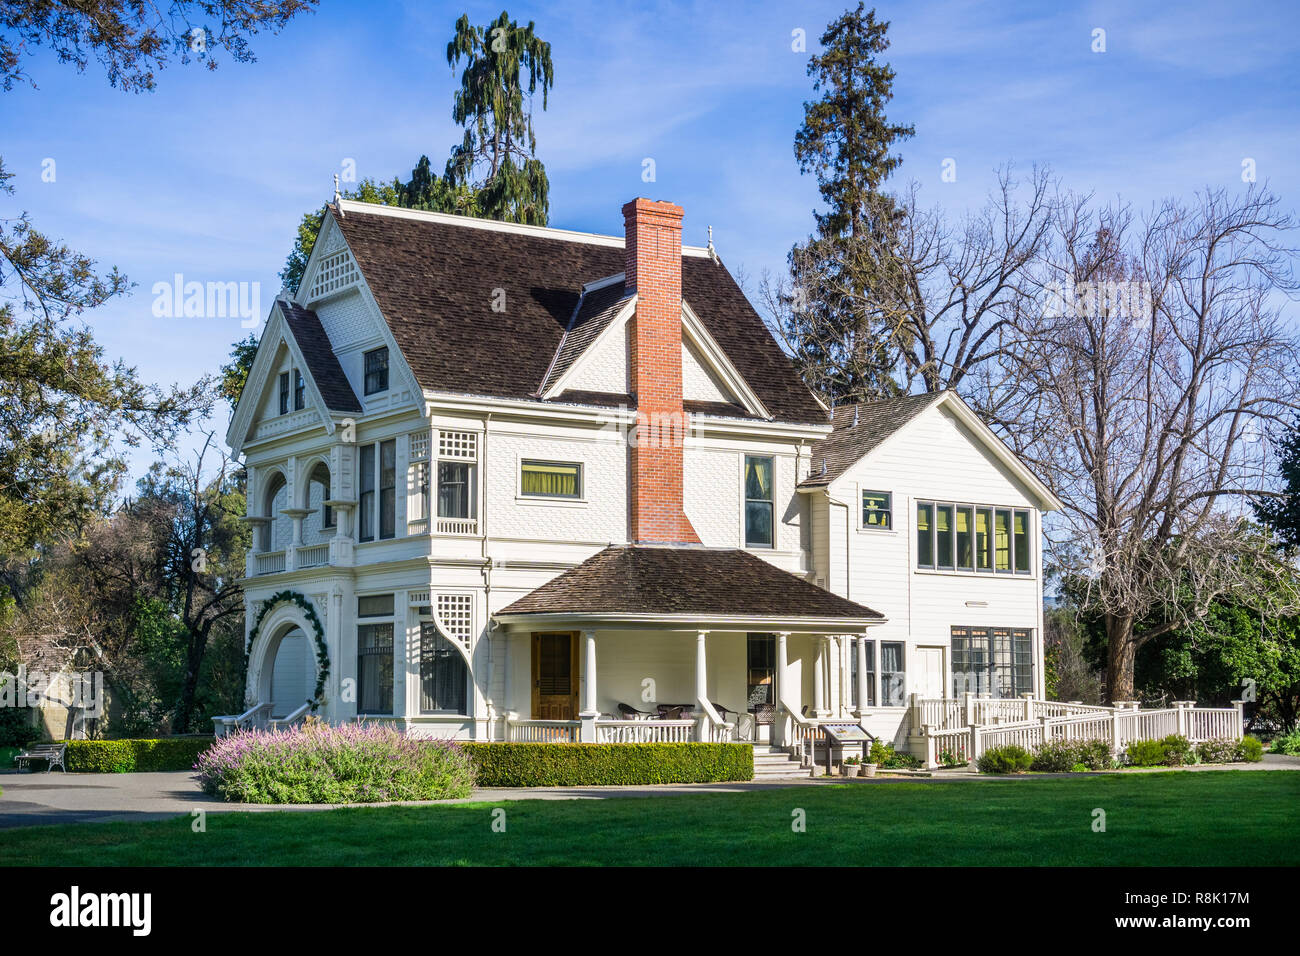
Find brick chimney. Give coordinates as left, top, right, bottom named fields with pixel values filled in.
left=623, top=198, right=700, bottom=545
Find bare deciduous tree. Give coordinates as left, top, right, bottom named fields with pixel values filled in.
left=1002, top=185, right=1300, bottom=701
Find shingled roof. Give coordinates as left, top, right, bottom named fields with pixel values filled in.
left=496, top=545, right=884, bottom=622
left=539, top=278, right=631, bottom=395
left=279, top=300, right=363, bottom=413
left=329, top=204, right=827, bottom=424
left=799, top=392, right=945, bottom=488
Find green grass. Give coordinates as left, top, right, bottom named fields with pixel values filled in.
left=1, top=771, right=1295, bottom=866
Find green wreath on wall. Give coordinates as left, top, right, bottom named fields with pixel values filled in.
left=246, top=590, right=330, bottom=711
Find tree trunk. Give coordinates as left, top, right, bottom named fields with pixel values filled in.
left=1104, top=612, right=1136, bottom=703
left=173, top=632, right=208, bottom=734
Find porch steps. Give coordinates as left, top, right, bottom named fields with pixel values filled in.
left=750, top=745, right=809, bottom=779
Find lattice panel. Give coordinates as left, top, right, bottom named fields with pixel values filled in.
left=307, top=249, right=360, bottom=302
left=438, top=430, right=478, bottom=460
left=435, top=594, right=474, bottom=649
left=409, top=432, right=430, bottom=461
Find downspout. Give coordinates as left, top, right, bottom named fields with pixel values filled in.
left=481, top=412, right=495, bottom=739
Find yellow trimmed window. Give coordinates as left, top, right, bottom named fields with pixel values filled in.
left=521, top=460, right=582, bottom=498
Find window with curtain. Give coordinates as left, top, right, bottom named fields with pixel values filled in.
left=521, top=460, right=582, bottom=498
left=438, top=461, right=476, bottom=519
left=744, top=455, right=773, bottom=547
left=420, top=623, right=468, bottom=714
left=849, top=638, right=878, bottom=708
left=916, top=503, right=934, bottom=568
left=294, top=370, right=305, bottom=410
left=862, top=491, right=891, bottom=529
left=995, top=508, right=1012, bottom=571
left=976, top=507, right=993, bottom=570
left=358, top=444, right=375, bottom=542
left=1013, top=510, right=1031, bottom=573
left=356, top=594, right=395, bottom=715
left=936, top=504, right=955, bottom=569
left=881, top=642, right=905, bottom=706
left=379, top=440, right=396, bottom=539
left=278, top=372, right=290, bottom=415
left=956, top=506, right=974, bottom=570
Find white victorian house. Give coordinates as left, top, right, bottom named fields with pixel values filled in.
left=223, top=195, right=1060, bottom=762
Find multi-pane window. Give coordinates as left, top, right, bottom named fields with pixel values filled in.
left=420, top=622, right=468, bottom=714
left=364, top=347, right=389, bottom=395
left=951, top=626, right=1034, bottom=698
left=917, top=501, right=1033, bottom=575
left=744, top=455, right=774, bottom=548
left=358, top=439, right=396, bottom=542
left=278, top=372, right=290, bottom=415
left=294, top=370, right=305, bottom=410
left=862, top=491, right=891, bottom=529
left=357, top=595, right=394, bottom=715
left=881, top=641, right=905, bottom=706
left=521, top=460, right=582, bottom=498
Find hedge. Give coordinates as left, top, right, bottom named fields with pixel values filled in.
left=64, top=737, right=215, bottom=773
left=460, top=742, right=753, bottom=787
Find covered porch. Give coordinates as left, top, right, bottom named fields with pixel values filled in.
left=491, top=545, right=885, bottom=751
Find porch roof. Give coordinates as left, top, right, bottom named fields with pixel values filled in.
left=493, top=545, right=885, bottom=630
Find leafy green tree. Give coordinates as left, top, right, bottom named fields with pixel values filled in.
left=1255, top=416, right=1300, bottom=551
left=0, top=158, right=205, bottom=558
left=1, top=0, right=317, bottom=92
left=219, top=335, right=259, bottom=415
left=777, top=4, right=913, bottom=405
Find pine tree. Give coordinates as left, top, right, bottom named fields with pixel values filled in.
left=786, top=4, right=913, bottom=405
left=443, top=11, right=553, bottom=225
left=1256, top=417, right=1300, bottom=550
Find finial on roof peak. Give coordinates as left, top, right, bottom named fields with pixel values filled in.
left=333, top=173, right=343, bottom=215
left=706, top=225, right=719, bottom=265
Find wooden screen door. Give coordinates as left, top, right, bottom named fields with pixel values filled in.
left=532, top=632, right=579, bottom=720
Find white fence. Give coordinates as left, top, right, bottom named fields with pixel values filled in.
left=506, top=719, right=579, bottom=743
left=916, top=696, right=1244, bottom=769
left=595, top=719, right=694, bottom=743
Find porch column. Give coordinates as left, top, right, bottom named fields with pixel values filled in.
left=695, top=630, right=709, bottom=742
left=579, top=629, right=598, bottom=742
left=775, top=631, right=790, bottom=747
left=812, top=637, right=826, bottom=718
left=856, top=632, right=870, bottom=718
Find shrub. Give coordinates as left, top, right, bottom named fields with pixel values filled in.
left=461, top=742, right=752, bottom=787
left=881, top=750, right=922, bottom=770
left=65, top=737, right=214, bottom=773
left=1070, top=762, right=1089, bottom=773
left=1030, top=740, right=1080, bottom=773
left=1196, top=737, right=1240, bottom=764
left=1159, top=734, right=1194, bottom=767
left=867, top=739, right=894, bottom=766
left=1270, top=728, right=1300, bottom=755
left=195, top=723, right=474, bottom=803
left=1076, top=739, right=1115, bottom=770
left=976, top=744, right=1034, bottom=774
left=1124, top=739, right=1166, bottom=767
left=1237, top=735, right=1264, bottom=763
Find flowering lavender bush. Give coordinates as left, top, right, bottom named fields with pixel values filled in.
left=194, top=721, right=475, bottom=804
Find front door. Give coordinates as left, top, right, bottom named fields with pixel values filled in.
left=532, top=632, right=579, bottom=720
left=916, top=646, right=946, bottom=700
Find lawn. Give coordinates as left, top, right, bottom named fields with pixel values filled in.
left=1, top=771, right=1295, bottom=866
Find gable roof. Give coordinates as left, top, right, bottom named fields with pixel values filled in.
left=495, top=545, right=884, bottom=624
left=327, top=202, right=827, bottom=425
left=279, top=301, right=362, bottom=413
left=799, top=392, right=944, bottom=488
left=539, top=278, right=631, bottom=395
left=799, top=390, right=1063, bottom=511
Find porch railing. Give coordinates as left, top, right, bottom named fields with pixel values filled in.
left=436, top=517, right=478, bottom=536
left=506, top=719, right=579, bottom=743
left=269, top=701, right=313, bottom=731
left=211, top=701, right=273, bottom=736
left=255, top=550, right=286, bottom=575
left=595, top=719, right=694, bottom=743
left=295, top=543, right=329, bottom=569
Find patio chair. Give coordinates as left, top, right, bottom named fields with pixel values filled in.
left=617, top=702, right=655, bottom=720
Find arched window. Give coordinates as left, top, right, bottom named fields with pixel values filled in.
left=261, top=472, right=287, bottom=551
left=309, top=462, right=334, bottom=530
left=419, top=623, right=468, bottom=715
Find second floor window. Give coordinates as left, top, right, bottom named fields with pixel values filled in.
left=278, top=372, right=290, bottom=415
left=521, top=460, right=582, bottom=498
left=744, top=455, right=773, bottom=548
left=917, top=500, right=1032, bottom=575
left=862, top=491, right=891, bottom=529
left=364, top=347, right=389, bottom=395
left=438, top=461, right=476, bottom=520
left=358, top=439, right=396, bottom=542
left=294, top=370, right=305, bottom=410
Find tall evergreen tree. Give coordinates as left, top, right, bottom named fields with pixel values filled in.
left=781, top=4, right=913, bottom=406
left=443, top=11, right=553, bottom=224
left=1256, top=417, right=1300, bottom=550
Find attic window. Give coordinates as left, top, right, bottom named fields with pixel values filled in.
left=307, top=249, right=360, bottom=302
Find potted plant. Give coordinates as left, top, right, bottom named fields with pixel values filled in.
left=842, top=755, right=861, bottom=778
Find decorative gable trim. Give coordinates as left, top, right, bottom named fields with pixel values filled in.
left=225, top=302, right=340, bottom=456
left=679, top=300, right=769, bottom=419
left=298, top=215, right=362, bottom=307
left=541, top=294, right=637, bottom=400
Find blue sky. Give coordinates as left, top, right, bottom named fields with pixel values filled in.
left=3, top=0, right=1298, bottom=478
